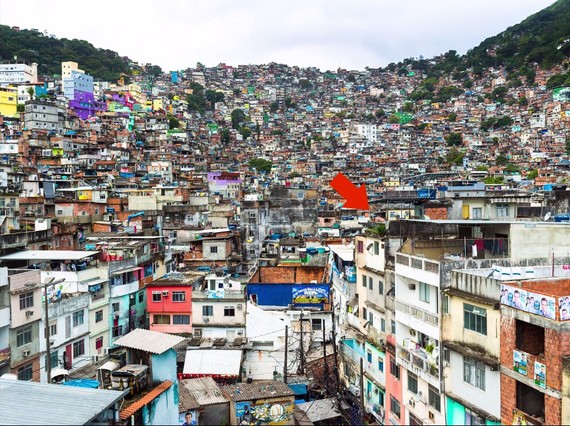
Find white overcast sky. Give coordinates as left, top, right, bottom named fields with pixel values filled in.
left=0, top=0, right=557, bottom=72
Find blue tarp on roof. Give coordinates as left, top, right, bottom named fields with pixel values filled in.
left=61, top=379, right=100, bottom=388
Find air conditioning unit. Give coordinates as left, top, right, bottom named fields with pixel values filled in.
left=237, top=331, right=243, bottom=336
left=409, top=329, right=416, bottom=337
left=237, top=304, right=242, bottom=310
left=409, top=399, right=415, bottom=408
left=162, top=290, right=169, bottom=296
left=203, top=317, right=210, bottom=323
left=429, top=412, right=435, bottom=421
left=93, top=355, right=99, bottom=362
left=22, top=350, right=30, bottom=357
left=408, top=283, right=416, bottom=290
left=25, top=310, right=34, bottom=318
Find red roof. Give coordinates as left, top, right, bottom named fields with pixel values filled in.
left=120, top=380, right=172, bottom=420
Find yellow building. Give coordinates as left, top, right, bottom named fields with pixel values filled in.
left=127, top=83, right=145, bottom=104
left=152, top=99, right=163, bottom=111
left=0, top=87, right=18, bottom=117
left=61, top=61, right=83, bottom=79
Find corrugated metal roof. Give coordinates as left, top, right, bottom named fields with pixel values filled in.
left=114, top=328, right=185, bottom=354
left=183, top=349, right=243, bottom=376
left=120, top=381, right=172, bottom=420
left=221, top=381, right=295, bottom=402
left=0, top=377, right=128, bottom=425
left=179, top=377, right=228, bottom=411
left=297, top=398, right=341, bottom=422
left=0, top=250, right=100, bottom=261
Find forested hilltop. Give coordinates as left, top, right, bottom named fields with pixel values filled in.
left=0, top=25, right=134, bottom=81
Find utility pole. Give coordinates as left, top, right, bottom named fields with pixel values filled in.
left=331, top=297, right=339, bottom=394
left=322, top=325, right=328, bottom=395
left=283, top=325, right=288, bottom=384
left=299, top=312, right=305, bottom=375
left=44, top=280, right=51, bottom=383
left=359, top=358, right=365, bottom=426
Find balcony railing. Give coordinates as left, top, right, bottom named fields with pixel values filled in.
left=395, top=301, right=438, bottom=326
left=396, top=344, right=440, bottom=388
left=341, top=340, right=365, bottom=365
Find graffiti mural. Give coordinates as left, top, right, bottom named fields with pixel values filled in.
left=236, top=401, right=295, bottom=425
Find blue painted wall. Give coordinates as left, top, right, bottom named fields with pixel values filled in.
left=151, top=349, right=178, bottom=382
left=247, top=283, right=330, bottom=308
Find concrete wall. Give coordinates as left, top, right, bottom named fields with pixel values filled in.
left=510, top=224, right=570, bottom=261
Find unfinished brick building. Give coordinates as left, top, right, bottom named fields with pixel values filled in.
left=499, top=278, right=570, bottom=425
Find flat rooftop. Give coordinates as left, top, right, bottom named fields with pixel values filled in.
left=0, top=250, right=100, bottom=261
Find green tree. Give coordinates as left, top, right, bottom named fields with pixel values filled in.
left=205, top=90, right=225, bottom=110
left=239, top=127, right=251, bottom=140
left=16, top=104, right=25, bottom=113
left=504, top=164, right=520, bottom=174
left=402, top=102, right=414, bottom=113
left=220, top=128, right=231, bottom=144
left=248, top=158, right=273, bottom=174
left=445, top=132, right=463, bottom=147
left=168, top=115, right=180, bottom=129
left=269, top=101, right=279, bottom=113
left=496, top=155, right=509, bottom=166
left=527, top=169, right=538, bottom=179
left=388, top=114, right=399, bottom=124
left=375, top=109, right=386, bottom=118
left=447, top=113, right=457, bottom=122
left=231, top=109, right=247, bottom=130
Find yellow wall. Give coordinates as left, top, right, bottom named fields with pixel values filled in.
left=153, top=99, right=163, bottom=111
left=0, top=88, right=17, bottom=117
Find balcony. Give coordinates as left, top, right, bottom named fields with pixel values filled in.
left=0, top=347, right=10, bottom=368
left=341, top=338, right=365, bottom=366
left=0, top=306, right=10, bottom=328
left=396, top=343, right=440, bottom=389
left=395, top=301, right=438, bottom=327
left=110, top=280, right=139, bottom=298
left=395, top=253, right=439, bottom=287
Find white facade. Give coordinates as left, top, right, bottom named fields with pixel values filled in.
left=0, top=63, right=38, bottom=84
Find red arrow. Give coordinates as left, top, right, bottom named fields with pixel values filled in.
left=330, top=172, right=370, bottom=210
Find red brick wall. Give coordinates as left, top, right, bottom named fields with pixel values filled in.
left=424, top=206, right=447, bottom=220
left=501, top=309, right=565, bottom=424
left=251, top=266, right=325, bottom=283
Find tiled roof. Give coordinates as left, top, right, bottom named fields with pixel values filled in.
left=120, top=381, right=172, bottom=420
left=114, top=328, right=185, bottom=354
left=179, top=377, right=228, bottom=411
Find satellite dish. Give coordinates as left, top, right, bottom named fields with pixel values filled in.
left=543, top=212, right=552, bottom=221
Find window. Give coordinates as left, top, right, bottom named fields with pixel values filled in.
left=95, top=310, right=103, bottom=323
left=369, top=279, right=373, bottom=291
left=367, top=350, right=372, bottom=363
left=357, top=240, right=364, bottom=253
left=368, top=311, right=374, bottom=327
left=464, top=360, right=487, bottom=391
left=428, top=385, right=441, bottom=411
left=45, top=351, right=58, bottom=370
left=516, top=319, right=544, bottom=355
left=95, top=336, right=104, bottom=350
left=173, top=315, right=190, bottom=325
left=391, top=320, right=396, bottom=335
left=379, top=280, right=384, bottom=295
left=419, top=282, right=430, bottom=303
left=72, top=310, right=84, bottom=327
left=390, top=357, right=400, bottom=379
left=374, top=241, right=380, bottom=255
left=362, top=274, right=367, bottom=288
left=138, top=291, right=144, bottom=303
left=17, top=363, right=33, bottom=381
left=210, top=246, right=218, bottom=254
left=390, top=396, right=401, bottom=418
left=378, top=357, right=384, bottom=372
left=19, top=292, right=34, bottom=310
left=202, top=305, right=213, bottom=316
left=112, top=326, right=122, bottom=338
left=224, top=306, right=236, bottom=317
left=408, top=371, right=418, bottom=394
left=362, top=307, right=368, bottom=320
left=172, top=291, right=186, bottom=302
left=311, top=318, right=322, bottom=331
left=464, top=303, right=487, bottom=335
left=380, top=318, right=386, bottom=332
left=465, top=408, right=485, bottom=425
left=17, top=326, right=32, bottom=347
left=496, top=203, right=509, bottom=217
left=49, top=323, right=57, bottom=336
left=152, top=291, right=162, bottom=302
left=73, top=339, right=85, bottom=358
left=443, top=295, right=449, bottom=314
left=472, top=207, right=482, bottom=219
left=153, top=314, right=171, bottom=324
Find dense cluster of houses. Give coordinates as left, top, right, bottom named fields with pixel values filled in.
left=0, top=52, right=569, bottom=425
